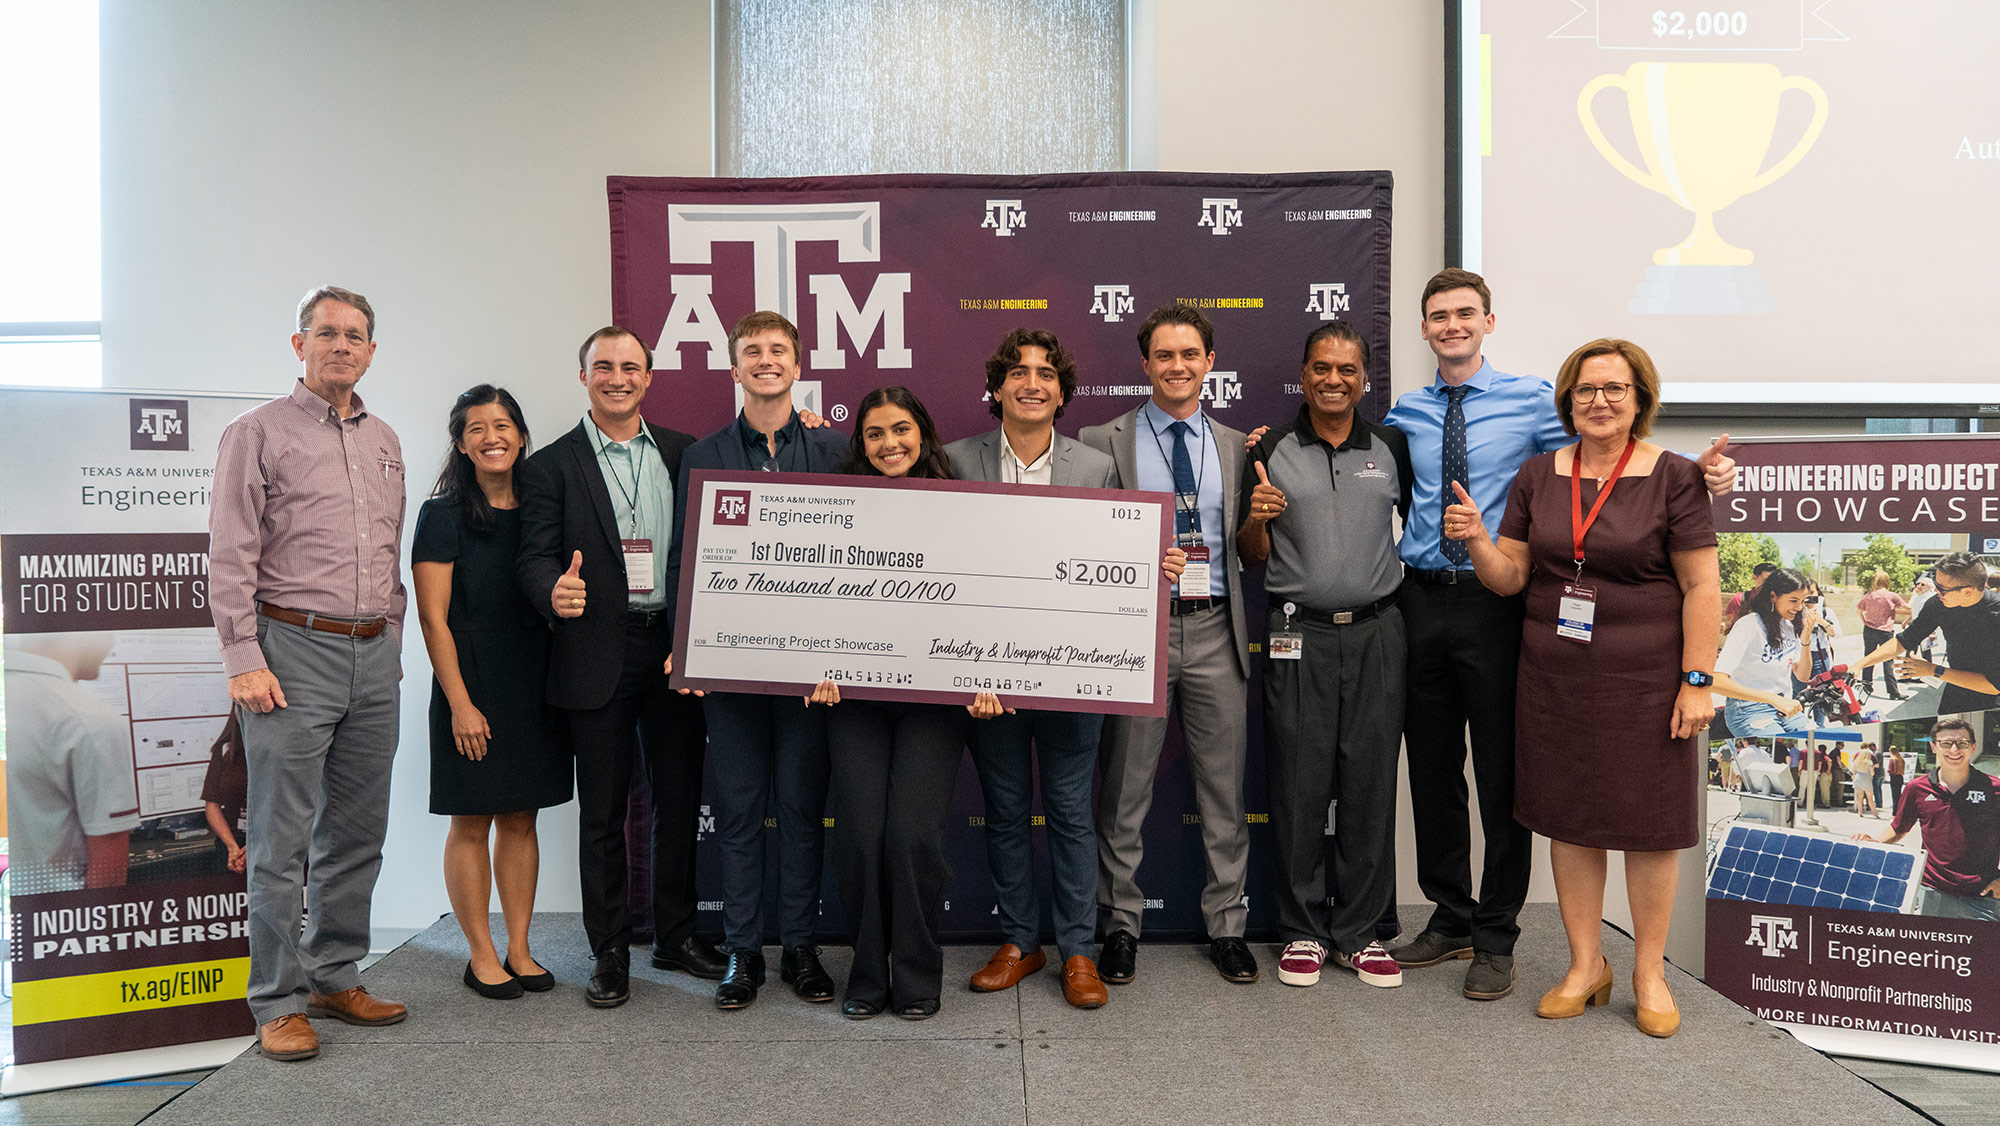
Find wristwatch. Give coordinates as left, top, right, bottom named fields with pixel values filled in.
left=1682, top=670, right=1714, bottom=688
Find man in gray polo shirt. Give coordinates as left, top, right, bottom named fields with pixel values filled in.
left=1240, top=321, right=1411, bottom=991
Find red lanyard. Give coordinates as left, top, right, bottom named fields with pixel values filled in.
left=1570, top=439, right=1636, bottom=569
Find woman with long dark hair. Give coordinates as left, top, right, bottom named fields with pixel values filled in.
left=805, top=386, right=1001, bottom=1020
left=1711, top=567, right=1816, bottom=737
left=412, top=385, right=569, bottom=999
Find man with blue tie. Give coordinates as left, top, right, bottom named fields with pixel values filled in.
left=947, top=328, right=1120, bottom=1008
left=1081, top=305, right=1258, bottom=985
left=1385, top=269, right=1732, bottom=1001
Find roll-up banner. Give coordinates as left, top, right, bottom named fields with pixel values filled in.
left=607, top=172, right=1396, bottom=941
left=1, top=389, right=261, bottom=1093
left=1703, top=433, right=2000, bottom=1071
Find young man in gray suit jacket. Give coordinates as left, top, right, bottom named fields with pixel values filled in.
left=1078, top=306, right=1258, bottom=985
left=946, top=329, right=1120, bottom=1008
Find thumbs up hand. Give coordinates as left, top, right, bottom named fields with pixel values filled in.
left=1696, top=432, right=1736, bottom=496
left=554, top=550, right=587, bottom=618
left=1443, top=481, right=1487, bottom=543
left=1246, top=460, right=1286, bottom=526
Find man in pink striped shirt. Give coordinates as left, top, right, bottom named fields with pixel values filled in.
left=209, top=286, right=409, bottom=1062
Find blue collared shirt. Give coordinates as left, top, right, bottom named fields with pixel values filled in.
left=1134, top=400, right=1228, bottom=598
left=587, top=417, right=676, bottom=610
left=1385, top=359, right=1570, bottom=571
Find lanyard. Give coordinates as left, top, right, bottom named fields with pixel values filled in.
left=1569, top=439, right=1636, bottom=576
left=593, top=426, right=646, bottom=536
left=1141, top=409, right=1208, bottom=536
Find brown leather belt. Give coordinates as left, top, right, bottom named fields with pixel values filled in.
left=258, top=603, right=388, bottom=638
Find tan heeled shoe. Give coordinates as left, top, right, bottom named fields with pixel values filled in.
left=1636, top=984, right=1681, bottom=1038
left=1536, top=959, right=1613, bottom=1019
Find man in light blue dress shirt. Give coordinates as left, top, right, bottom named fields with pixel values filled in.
left=1080, top=305, right=1259, bottom=985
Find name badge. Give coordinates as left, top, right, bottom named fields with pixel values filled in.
left=1180, top=543, right=1212, bottom=598
left=623, top=538, right=655, bottom=594
left=1556, top=582, right=1597, bottom=643
left=1270, top=600, right=1303, bottom=660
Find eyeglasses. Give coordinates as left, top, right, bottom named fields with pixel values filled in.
left=1934, top=739, right=1975, bottom=750
left=1569, top=382, right=1631, bottom=405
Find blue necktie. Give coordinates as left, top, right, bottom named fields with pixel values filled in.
left=1169, top=420, right=1199, bottom=542
left=1441, top=385, right=1470, bottom=566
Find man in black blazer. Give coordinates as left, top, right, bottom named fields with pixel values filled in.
left=668, top=311, right=847, bottom=1010
left=519, top=325, right=723, bottom=1008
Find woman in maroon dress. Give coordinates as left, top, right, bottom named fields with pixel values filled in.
left=1443, top=339, right=1719, bottom=1038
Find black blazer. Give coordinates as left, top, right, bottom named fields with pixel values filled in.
left=666, top=416, right=849, bottom=597
left=518, top=417, right=696, bottom=711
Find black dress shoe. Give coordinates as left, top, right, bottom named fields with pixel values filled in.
left=896, top=998, right=941, bottom=1021
left=1209, top=937, right=1260, bottom=983
left=780, top=945, right=836, bottom=1003
left=841, top=997, right=882, bottom=1020
left=651, top=934, right=728, bottom=980
left=715, top=950, right=766, bottom=1010
left=586, top=948, right=630, bottom=1008
left=464, top=962, right=524, bottom=1000
left=505, top=956, right=555, bottom=993
left=1099, top=930, right=1139, bottom=984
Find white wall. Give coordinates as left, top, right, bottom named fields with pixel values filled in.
left=101, top=0, right=715, bottom=942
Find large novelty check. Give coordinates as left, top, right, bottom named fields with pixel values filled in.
left=671, top=471, right=1170, bottom=715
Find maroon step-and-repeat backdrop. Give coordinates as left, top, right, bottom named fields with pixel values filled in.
left=609, top=171, right=1396, bottom=942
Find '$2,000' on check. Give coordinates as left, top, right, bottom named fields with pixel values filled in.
left=671, top=471, right=1171, bottom=715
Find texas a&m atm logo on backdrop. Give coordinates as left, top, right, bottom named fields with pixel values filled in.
left=648, top=202, right=913, bottom=374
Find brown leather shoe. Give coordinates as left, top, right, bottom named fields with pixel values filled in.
left=1062, top=956, right=1108, bottom=1009
left=307, top=984, right=408, bottom=1026
left=257, top=1013, right=319, bottom=1061
left=969, top=943, right=1047, bottom=992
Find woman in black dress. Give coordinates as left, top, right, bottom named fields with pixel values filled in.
left=413, top=385, right=570, bottom=1000
left=1444, top=340, right=1719, bottom=1038
left=805, top=387, right=1004, bottom=1020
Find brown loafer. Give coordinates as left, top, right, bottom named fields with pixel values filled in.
left=969, top=943, right=1047, bottom=992
left=1062, top=955, right=1108, bottom=1009
left=307, top=985, right=408, bottom=1026
left=257, top=1013, right=319, bottom=1061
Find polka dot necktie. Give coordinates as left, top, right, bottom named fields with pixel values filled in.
left=1441, top=384, right=1470, bottom=566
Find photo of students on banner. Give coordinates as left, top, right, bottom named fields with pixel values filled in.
left=1702, top=434, right=2000, bottom=1069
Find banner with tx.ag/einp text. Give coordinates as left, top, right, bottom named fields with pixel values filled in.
left=1, top=389, right=263, bottom=1090
left=1703, top=433, right=2000, bottom=1071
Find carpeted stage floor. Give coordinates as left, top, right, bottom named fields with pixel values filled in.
left=142, top=904, right=1928, bottom=1126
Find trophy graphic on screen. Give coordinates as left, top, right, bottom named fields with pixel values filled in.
left=1579, top=62, right=1827, bottom=314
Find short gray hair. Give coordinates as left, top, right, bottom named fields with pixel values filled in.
left=297, top=286, right=375, bottom=339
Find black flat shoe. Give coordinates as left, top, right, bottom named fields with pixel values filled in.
left=464, top=962, right=524, bottom=1000
left=841, top=998, right=882, bottom=1020
left=505, top=957, right=555, bottom=993
left=896, top=998, right=941, bottom=1021
left=780, top=945, right=836, bottom=1003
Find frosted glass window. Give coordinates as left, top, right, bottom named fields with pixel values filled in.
left=720, top=0, right=1125, bottom=177
left=0, top=0, right=101, bottom=387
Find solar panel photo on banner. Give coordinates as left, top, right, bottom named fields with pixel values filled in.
left=1706, top=824, right=1924, bottom=914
